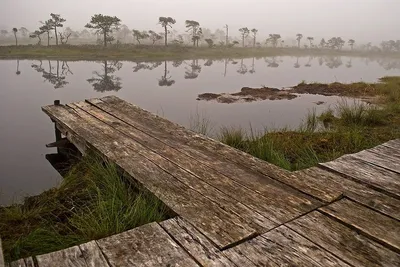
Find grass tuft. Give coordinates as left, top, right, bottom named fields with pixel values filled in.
left=0, top=153, right=170, bottom=262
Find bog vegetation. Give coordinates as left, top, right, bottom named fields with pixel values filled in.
left=217, top=77, right=400, bottom=171
left=0, top=154, right=171, bottom=262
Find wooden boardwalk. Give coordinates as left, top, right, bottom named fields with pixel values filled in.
left=4, top=96, right=400, bottom=266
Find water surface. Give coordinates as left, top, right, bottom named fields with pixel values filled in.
left=1, top=56, right=399, bottom=204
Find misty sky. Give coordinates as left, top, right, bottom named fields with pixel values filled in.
left=1, top=0, right=399, bottom=43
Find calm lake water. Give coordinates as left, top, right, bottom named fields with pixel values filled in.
left=0, top=55, right=399, bottom=205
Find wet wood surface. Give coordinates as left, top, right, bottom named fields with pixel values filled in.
left=287, top=211, right=400, bottom=267
left=36, top=246, right=88, bottom=267
left=295, top=167, right=400, bottom=220
left=96, top=222, right=199, bottom=267
left=225, top=225, right=350, bottom=267
left=160, top=217, right=236, bottom=267
left=319, top=198, right=400, bottom=252
left=320, top=155, right=400, bottom=198
left=29, top=96, right=400, bottom=266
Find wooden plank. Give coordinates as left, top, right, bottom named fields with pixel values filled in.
left=36, top=245, right=88, bottom=267
left=382, top=139, right=400, bottom=150
left=0, top=238, right=4, bottom=267
left=79, top=241, right=110, bottom=267
left=368, top=144, right=400, bottom=160
left=22, top=259, right=34, bottom=267
left=96, top=222, right=199, bottom=267
left=42, top=104, right=256, bottom=249
left=225, top=226, right=350, bottom=267
left=320, top=155, right=400, bottom=198
left=352, top=150, right=400, bottom=174
left=320, top=198, right=400, bottom=252
left=297, top=167, right=400, bottom=220
left=9, top=259, right=25, bottom=267
left=69, top=102, right=274, bottom=232
left=73, top=101, right=319, bottom=226
left=160, top=217, right=236, bottom=267
left=287, top=211, right=400, bottom=267
left=222, top=250, right=257, bottom=267
left=67, top=102, right=267, bottom=235
left=87, top=97, right=311, bottom=197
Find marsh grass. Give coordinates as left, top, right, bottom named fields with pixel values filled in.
left=0, top=153, right=170, bottom=262
left=189, top=108, right=214, bottom=136
left=218, top=77, right=400, bottom=171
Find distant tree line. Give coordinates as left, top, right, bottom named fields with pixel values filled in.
left=3, top=13, right=400, bottom=53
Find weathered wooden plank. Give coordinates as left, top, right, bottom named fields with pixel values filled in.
left=225, top=225, right=350, bottom=267
left=320, top=198, right=400, bottom=252
left=222, top=250, right=257, bottom=267
left=320, top=155, right=400, bottom=198
left=0, top=238, right=4, bottom=267
left=296, top=167, right=400, bottom=220
left=96, top=222, right=199, bottom=267
left=87, top=97, right=308, bottom=195
left=79, top=241, right=109, bottom=267
left=352, top=150, right=400, bottom=174
left=160, top=217, right=236, bottom=267
left=9, top=259, right=25, bottom=267
left=22, top=258, right=34, bottom=267
left=368, top=144, right=400, bottom=160
left=74, top=101, right=319, bottom=227
left=42, top=104, right=256, bottom=249
left=68, top=102, right=274, bottom=232
left=36, top=245, right=88, bottom=267
left=382, top=139, right=400, bottom=150
left=287, top=211, right=400, bottom=267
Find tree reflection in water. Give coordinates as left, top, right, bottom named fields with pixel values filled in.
left=16, top=60, right=21, bottom=75
left=237, top=59, right=247, bottom=74
left=294, top=57, right=300, bottom=68
left=87, top=60, right=122, bottom=92
left=265, top=57, right=279, bottom=68
left=249, top=57, right=255, bottom=74
left=305, top=56, right=313, bottom=67
left=204, top=59, right=213, bottom=66
left=185, top=59, right=201, bottom=79
left=158, top=61, right=175, bottom=86
left=31, top=60, right=72, bottom=89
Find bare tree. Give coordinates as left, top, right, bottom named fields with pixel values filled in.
left=185, top=20, right=200, bottom=46
left=29, top=30, right=44, bottom=45
left=39, top=20, right=54, bottom=46
left=148, top=30, right=162, bottom=45
left=19, top=27, right=29, bottom=37
left=132, top=30, right=149, bottom=44
left=239, top=27, right=250, bottom=47
left=251, top=29, right=258, bottom=48
left=50, top=13, right=66, bottom=45
left=158, top=17, right=176, bottom=46
left=12, top=28, right=18, bottom=46
left=307, top=37, right=314, bottom=48
left=85, top=14, right=121, bottom=47
left=296, top=33, right=303, bottom=48
left=224, top=24, right=229, bottom=45
left=348, top=39, right=355, bottom=50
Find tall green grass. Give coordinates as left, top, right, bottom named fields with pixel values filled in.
left=217, top=77, right=400, bottom=171
left=0, top=154, right=170, bottom=262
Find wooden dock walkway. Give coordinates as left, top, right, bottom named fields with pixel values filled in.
left=4, top=96, right=399, bottom=266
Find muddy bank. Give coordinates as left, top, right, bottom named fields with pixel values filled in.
left=291, top=82, right=378, bottom=97
left=197, top=87, right=297, bottom=103
left=197, top=81, right=380, bottom=104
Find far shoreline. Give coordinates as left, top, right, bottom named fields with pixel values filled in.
left=1, top=45, right=399, bottom=62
